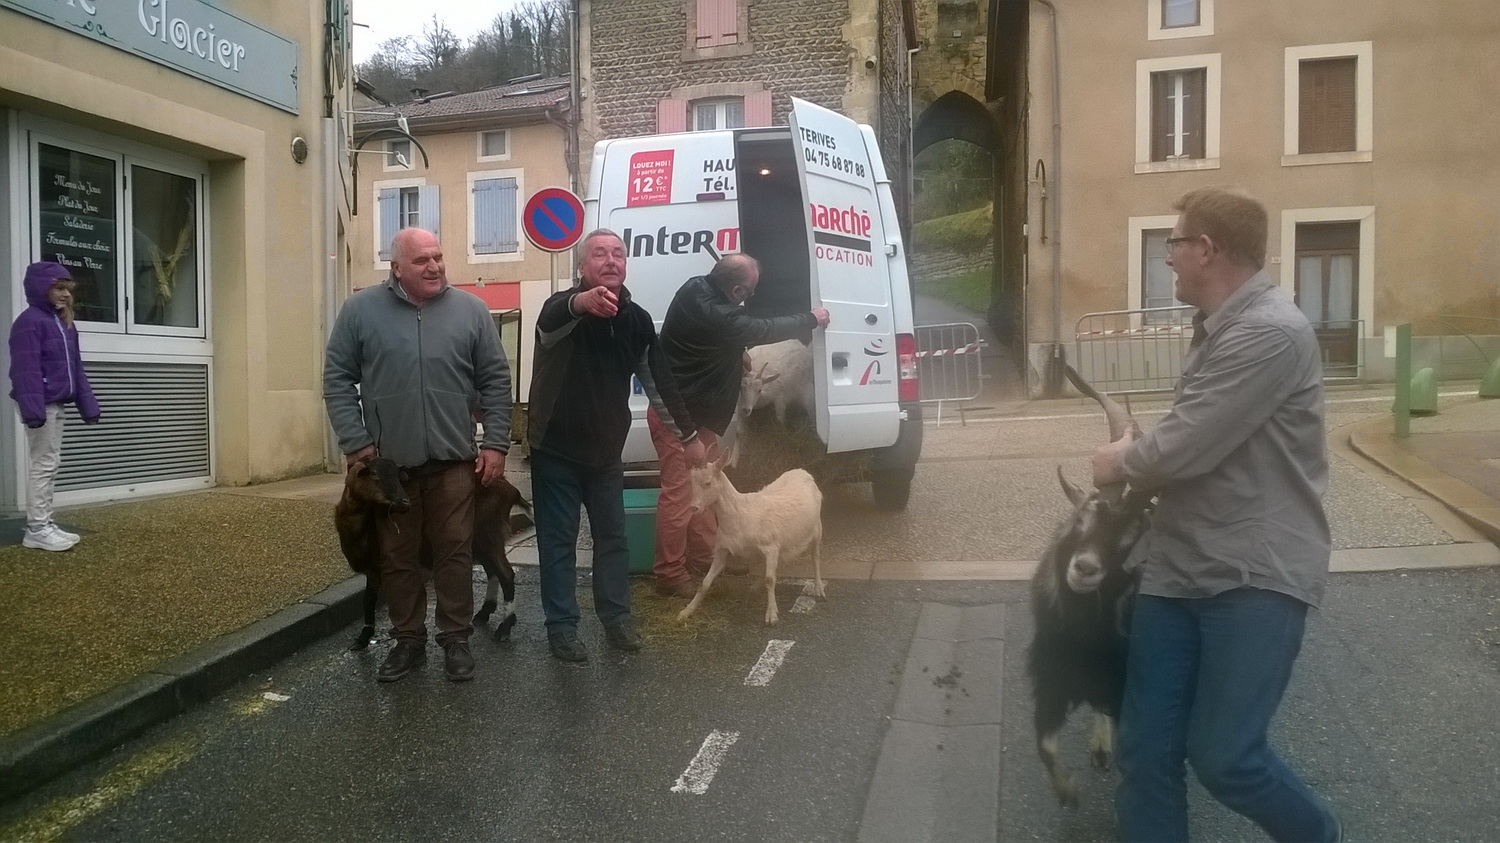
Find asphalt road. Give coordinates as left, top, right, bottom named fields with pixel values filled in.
left=2, top=398, right=1497, bottom=842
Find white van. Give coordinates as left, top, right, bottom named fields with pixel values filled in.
left=583, top=98, right=922, bottom=510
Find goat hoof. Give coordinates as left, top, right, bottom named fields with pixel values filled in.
left=676, top=608, right=694, bottom=622
left=349, top=626, right=376, bottom=651
left=493, top=615, right=516, bottom=640
left=1054, top=781, right=1079, bottom=809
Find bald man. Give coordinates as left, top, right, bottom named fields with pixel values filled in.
left=325, top=227, right=512, bottom=684
left=649, top=253, right=829, bottom=597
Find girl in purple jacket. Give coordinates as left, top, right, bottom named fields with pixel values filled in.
left=8, top=261, right=100, bottom=551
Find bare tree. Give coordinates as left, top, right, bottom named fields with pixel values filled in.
left=412, top=15, right=461, bottom=76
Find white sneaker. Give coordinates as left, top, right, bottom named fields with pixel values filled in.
left=22, top=525, right=77, bottom=552
left=48, top=522, right=80, bottom=543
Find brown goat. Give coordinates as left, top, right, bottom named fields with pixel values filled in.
left=335, top=456, right=529, bottom=649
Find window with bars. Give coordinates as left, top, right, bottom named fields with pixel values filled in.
left=1151, top=68, right=1206, bottom=161
left=1299, top=57, right=1357, bottom=154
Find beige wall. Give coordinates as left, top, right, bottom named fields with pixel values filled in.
left=351, top=118, right=571, bottom=402
left=1025, top=0, right=1500, bottom=383
left=1, top=4, right=352, bottom=489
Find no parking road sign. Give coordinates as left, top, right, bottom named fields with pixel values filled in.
left=523, top=187, right=586, bottom=252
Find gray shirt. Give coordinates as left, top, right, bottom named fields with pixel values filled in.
left=1122, top=271, right=1331, bottom=607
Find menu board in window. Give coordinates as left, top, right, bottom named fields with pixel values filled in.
left=37, top=143, right=118, bottom=323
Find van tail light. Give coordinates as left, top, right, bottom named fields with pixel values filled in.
left=897, top=332, right=919, bottom=402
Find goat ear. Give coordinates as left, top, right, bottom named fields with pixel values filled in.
left=1056, top=466, right=1088, bottom=508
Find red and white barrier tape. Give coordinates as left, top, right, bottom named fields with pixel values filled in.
left=916, top=342, right=984, bottom=358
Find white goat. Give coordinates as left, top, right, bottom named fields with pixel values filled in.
left=678, top=457, right=826, bottom=625
left=746, top=339, right=814, bottom=428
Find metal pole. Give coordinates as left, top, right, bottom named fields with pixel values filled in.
left=550, top=251, right=559, bottom=295
left=1394, top=322, right=1411, bottom=439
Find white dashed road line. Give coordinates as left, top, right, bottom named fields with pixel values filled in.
left=671, top=730, right=741, bottom=795
left=744, top=639, right=795, bottom=686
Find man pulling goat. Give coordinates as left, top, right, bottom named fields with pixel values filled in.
left=650, top=253, right=829, bottom=599
left=1091, top=187, right=1340, bottom=843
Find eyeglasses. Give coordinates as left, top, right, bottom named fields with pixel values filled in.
left=1164, top=236, right=1198, bottom=249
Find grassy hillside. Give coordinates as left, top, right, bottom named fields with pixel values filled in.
left=912, top=204, right=992, bottom=253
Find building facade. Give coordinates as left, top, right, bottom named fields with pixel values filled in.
left=350, top=79, right=572, bottom=404
left=1018, top=0, right=1500, bottom=388
left=0, top=0, right=358, bottom=512
left=579, top=0, right=918, bottom=232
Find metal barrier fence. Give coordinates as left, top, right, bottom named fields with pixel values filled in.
left=1075, top=308, right=1367, bottom=393
left=1436, top=315, right=1500, bottom=381
left=915, top=322, right=986, bottom=411
left=1073, top=306, right=1196, bottom=394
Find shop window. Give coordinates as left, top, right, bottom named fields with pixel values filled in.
left=32, top=138, right=205, bottom=337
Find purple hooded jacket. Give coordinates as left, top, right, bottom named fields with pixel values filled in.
left=8, top=261, right=100, bottom=427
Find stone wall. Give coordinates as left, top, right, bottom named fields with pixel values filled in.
left=584, top=0, right=849, bottom=146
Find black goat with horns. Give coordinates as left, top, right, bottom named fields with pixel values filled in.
left=1027, top=365, right=1154, bottom=808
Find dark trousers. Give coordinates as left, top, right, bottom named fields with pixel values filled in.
left=1116, top=588, right=1338, bottom=843
left=375, top=461, right=475, bottom=645
left=532, top=448, right=632, bottom=632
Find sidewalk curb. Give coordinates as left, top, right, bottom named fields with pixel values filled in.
left=1347, top=415, right=1500, bottom=546
left=0, top=575, right=364, bottom=804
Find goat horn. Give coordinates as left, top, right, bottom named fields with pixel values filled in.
left=1064, top=364, right=1136, bottom=443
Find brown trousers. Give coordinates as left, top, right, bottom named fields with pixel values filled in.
left=376, top=461, right=475, bottom=645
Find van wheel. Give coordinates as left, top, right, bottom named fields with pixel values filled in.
left=871, top=473, right=912, bottom=512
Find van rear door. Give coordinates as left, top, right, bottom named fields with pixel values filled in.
left=789, top=98, right=900, bottom=453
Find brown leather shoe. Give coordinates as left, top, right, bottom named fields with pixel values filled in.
left=654, top=579, right=697, bottom=599
left=377, top=640, right=426, bottom=683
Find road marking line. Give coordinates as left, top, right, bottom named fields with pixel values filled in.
left=745, top=639, right=795, bottom=686
left=790, top=595, right=817, bottom=614
left=671, top=730, right=740, bottom=795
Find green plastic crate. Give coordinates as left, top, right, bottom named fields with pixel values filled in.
left=622, top=488, right=660, bottom=574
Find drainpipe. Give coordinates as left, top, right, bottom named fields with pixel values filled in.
left=907, top=44, right=920, bottom=242
left=1032, top=0, right=1065, bottom=396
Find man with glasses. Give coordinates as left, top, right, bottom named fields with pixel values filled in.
left=649, top=253, right=829, bottom=598
left=1093, top=187, right=1341, bottom=842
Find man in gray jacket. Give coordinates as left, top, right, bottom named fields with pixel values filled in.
left=1092, top=188, right=1339, bottom=842
left=324, top=227, right=511, bottom=683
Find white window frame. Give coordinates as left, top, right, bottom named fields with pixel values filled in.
left=477, top=129, right=510, bottom=163
left=1148, top=0, right=1214, bottom=40
left=467, top=169, right=525, bottom=264
left=1279, top=206, right=1376, bottom=339
left=383, top=138, right=413, bottom=172
left=1135, top=54, right=1221, bottom=174
left=691, top=97, right=746, bottom=132
left=1283, top=42, right=1374, bottom=166
left=1127, top=214, right=1188, bottom=330
left=371, top=176, right=426, bottom=270
left=23, top=117, right=213, bottom=352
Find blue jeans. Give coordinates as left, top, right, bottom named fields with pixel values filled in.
left=1116, top=588, right=1339, bottom=843
left=532, top=449, right=633, bottom=633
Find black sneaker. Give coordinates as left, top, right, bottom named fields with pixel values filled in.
left=548, top=629, right=588, bottom=663
left=443, top=640, right=475, bottom=682
left=377, top=640, right=426, bottom=683
left=604, top=618, right=642, bottom=652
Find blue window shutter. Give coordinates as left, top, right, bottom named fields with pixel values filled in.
left=418, top=184, right=440, bottom=239
left=377, top=188, right=398, bottom=260
left=473, top=177, right=519, bottom=255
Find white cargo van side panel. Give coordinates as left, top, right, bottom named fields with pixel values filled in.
left=789, top=99, right=900, bottom=452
